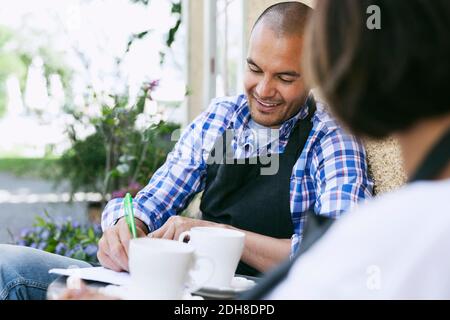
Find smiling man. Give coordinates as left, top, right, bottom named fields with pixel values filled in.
left=245, top=18, right=308, bottom=129
left=0, top=1, right=373, bottom=301
left=97, top=2, right=373, bottom=277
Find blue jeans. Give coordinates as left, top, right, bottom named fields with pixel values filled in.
left=0, top=244, right=91, bottom=300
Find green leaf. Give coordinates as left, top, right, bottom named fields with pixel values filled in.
left=171, top=1, right=182, bottom=14
left=80, top=239, right=91, bottom=245
left=34, top=216, right=46, bottom=227
left=46, top=243, right=57, bottom=253
left=126, top=29, right=153, bottom=53
left=135, top=30, right=150, bottom=39
left=88, top=228, right=95, bottom=239
left=166, top=19, right=181, bottom=48
left=136, top=92, right=147, bottom=114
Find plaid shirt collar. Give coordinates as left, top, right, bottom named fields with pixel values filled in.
left=229, top=95, right=312, bottom=144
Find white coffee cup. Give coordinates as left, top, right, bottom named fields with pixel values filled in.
left=128, top=238, right=212, bottom=300
left=178, top=227, right=245, bottom=288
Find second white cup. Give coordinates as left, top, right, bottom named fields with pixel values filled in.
left=178, top=227, right=245, bottom=288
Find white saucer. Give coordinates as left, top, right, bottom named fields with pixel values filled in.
left=194, top=277, right=256, bottom=299
left=99, top=285, right=204, bottom=300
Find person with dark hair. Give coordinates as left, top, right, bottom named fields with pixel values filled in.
left=0, top=2, right=373, bottom=300
left=246, top=0, right=450, bottom=299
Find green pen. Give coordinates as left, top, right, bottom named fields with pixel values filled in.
left=123, top=193, right=137, bottom=239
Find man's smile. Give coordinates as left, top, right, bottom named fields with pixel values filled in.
left=253, top=95, right=284, bottom=113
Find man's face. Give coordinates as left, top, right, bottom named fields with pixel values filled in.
left=244, top=25, right=308, bottom=128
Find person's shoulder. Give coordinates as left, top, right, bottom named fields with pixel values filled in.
left=393, top=179, right=450, bottom=213
left=345, top=179, right=450, bottom=225
left=312, top=99, right=341, bottom=133
left=310, top=179, right=450, bottom=263
left=272, top=179, right=450, bottom=300
left=311, top=100, right=364, bottom=151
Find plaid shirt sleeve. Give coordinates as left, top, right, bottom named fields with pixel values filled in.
left=312, top=128, right=373, bottom=216
left=101, top=120, right=206, bottom=231
left=101, top=98, right=234, bottom=232
left=290, top=126, right=373, bottom=256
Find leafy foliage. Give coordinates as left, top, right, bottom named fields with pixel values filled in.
left=56, top=82, right=180, bottom=201
left=167, top=1, right=182, bottom=48
left=57, top=133, right=106, bottom=194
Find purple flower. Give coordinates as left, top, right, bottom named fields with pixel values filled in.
left=20, top=228, right=31, bottom=238
left=38, top=242, right=47, bottom=251
left=128, top=181, right=142, bottom=191
left=111, top=190, right=126, bottom=199
left=65, top=249, right=75, bottom=257
left=34, top=226, right=43, bottom=234
left=55, top=243, right=67, bottom=255
left=84, top=244, right=98, bottom=257
left=17, top=240, right=27, bottom=246
left=30, top=243, right=38, bottom=249
left=144, top=80, right=160, bottom=92
left=71, top=221, right=80, bottom=229
left=41, top=229, right=50, bottom=240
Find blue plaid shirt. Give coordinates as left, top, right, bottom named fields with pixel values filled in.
left=102, top=95, right=373, bottom=257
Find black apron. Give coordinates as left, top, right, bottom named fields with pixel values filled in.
left=241, top=126, right=450, bottom=299
left=200, top=96, right=317, bottom=276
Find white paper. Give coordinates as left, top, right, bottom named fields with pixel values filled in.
left=49, top=267, right=131, bottom=286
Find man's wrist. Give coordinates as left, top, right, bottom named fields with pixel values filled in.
left=115, top=216, right=149, bottom=234
left=134, top=217, right=150, bottom=234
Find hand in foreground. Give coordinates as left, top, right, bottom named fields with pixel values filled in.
left=97, top=217, right=148, bottom=272
left=57, top=277, right=119, bottom=300
left=149, top=216, right=227, bottom=241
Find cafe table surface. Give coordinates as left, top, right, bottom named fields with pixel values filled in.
left=47, top=273, right=261, bottom=300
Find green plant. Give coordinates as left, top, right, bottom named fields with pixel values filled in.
left=57, top=83, right=180, bottom=202
left=57, top=132, right=106, bottom=194
left=15, top=213, right=102, bottom=264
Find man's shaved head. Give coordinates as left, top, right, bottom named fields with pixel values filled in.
left=252, top=1, right=313, bottom=37
left=245, top=2, right=312, bottom=128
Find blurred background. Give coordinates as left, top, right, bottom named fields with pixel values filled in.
left=0, top=0, right=314, bottom=261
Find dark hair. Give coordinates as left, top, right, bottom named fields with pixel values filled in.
left=252, top=1, right=312, bottom=37
left=304, top=0, right=450, bottom=139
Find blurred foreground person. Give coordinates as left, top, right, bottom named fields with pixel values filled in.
left=62, top=0, right=450, bottom=300
left=245, top=0, right=450, bottom=299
